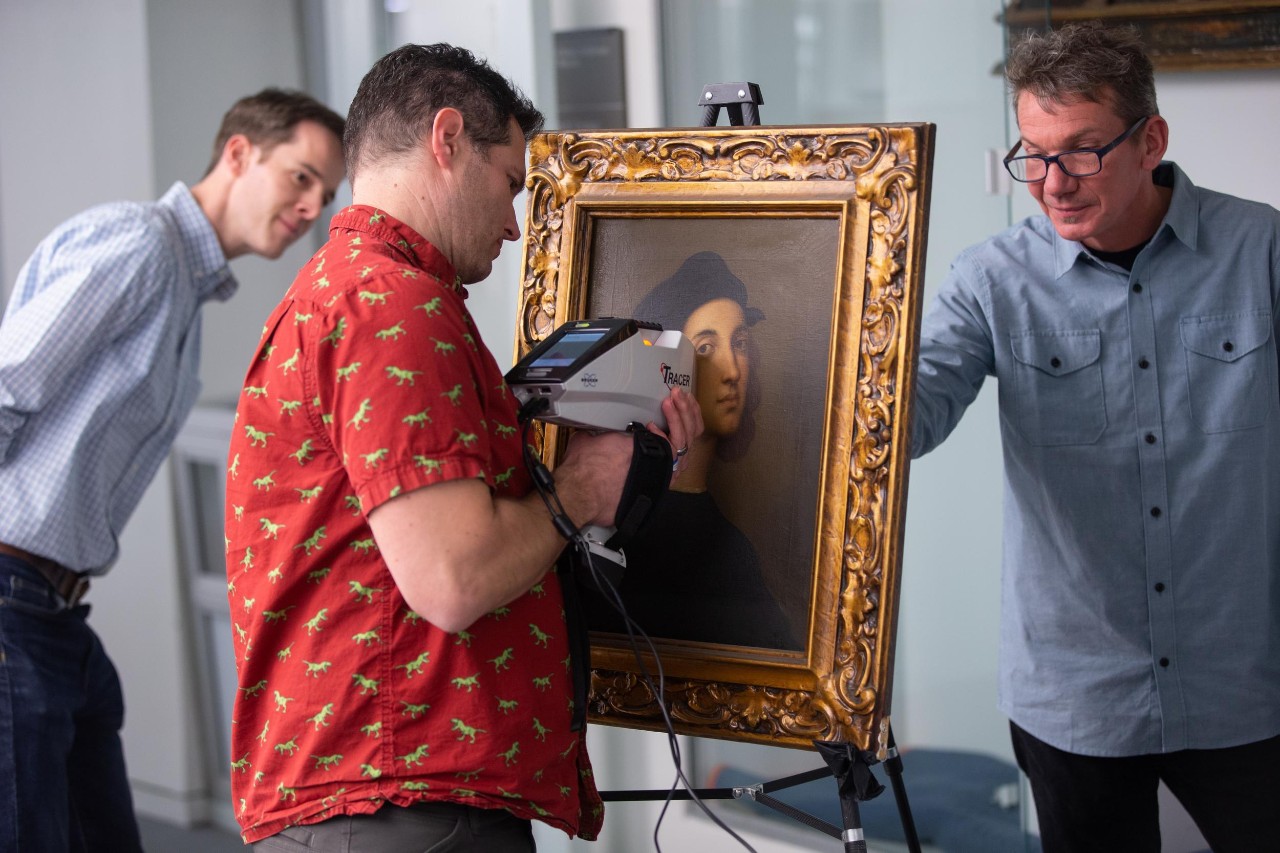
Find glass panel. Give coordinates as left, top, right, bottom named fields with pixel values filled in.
left=203, top=611, right=239, bottom=774
left=661, top=0, right=884, bottom=126
left=186, top=458, right=227, bottom=576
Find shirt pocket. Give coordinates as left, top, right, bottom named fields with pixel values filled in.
left=1009, top=329, right=1106, bottom=446
left=1180, top=310, right=1275, bottom=434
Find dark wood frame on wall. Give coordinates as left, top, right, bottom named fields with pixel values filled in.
left=1002, top=1, right=1280, bottom=71
left=513, top=124, right=934, bottom=753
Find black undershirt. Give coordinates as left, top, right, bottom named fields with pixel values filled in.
left=1091, top=240, right=1149, bottom=271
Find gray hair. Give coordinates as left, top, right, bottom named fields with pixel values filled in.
left=1005, top=21, right=1158, bottom=125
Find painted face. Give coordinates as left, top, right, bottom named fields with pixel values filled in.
left=683, top=297, right=750, bottom=438
left=226, top=120, right=344, bottom=260
left=1016, top=92, right=1158, bottom=251
left=448, top=118, right=526, bottom=284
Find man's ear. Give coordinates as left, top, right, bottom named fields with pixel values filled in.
left=221, top=134, right=256, bottom=177
left=1139, top=115, right=1169, bottom=170
left=428, top=108, right=467, bottom=171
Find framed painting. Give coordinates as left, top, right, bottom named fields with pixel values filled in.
left=1001, top=1, right=1280, bottom=72
left=514, top=123, right=934, bottom=752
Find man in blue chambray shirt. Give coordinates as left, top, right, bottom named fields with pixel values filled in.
left=0, top=89, right=345, bottom=851
left=912, top=22, right=1280, bottom=852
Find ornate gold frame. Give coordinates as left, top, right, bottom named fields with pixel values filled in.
left=1002, top=1, right=1280, bottom=72
left=514, top=124, right=934, bottom=752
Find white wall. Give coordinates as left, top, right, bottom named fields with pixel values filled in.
left=0, top=0, right=155, bottom=299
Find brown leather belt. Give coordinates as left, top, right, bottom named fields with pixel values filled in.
left=0, top=542, right=91, bottom=606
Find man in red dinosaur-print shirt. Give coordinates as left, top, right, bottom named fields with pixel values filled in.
left=224, top=44, right=702, bottom=851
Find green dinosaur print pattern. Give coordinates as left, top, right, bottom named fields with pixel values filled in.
left=223, top=205, right=601, bottom=845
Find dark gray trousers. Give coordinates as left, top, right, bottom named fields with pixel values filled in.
left=251, top=801, right=536, bottom=853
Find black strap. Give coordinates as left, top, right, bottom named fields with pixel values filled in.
left=557, top=551, right=592, bottom=731
left=555, top=427, right=671, bottom=731
left=605, top=426, right=673, bottom=551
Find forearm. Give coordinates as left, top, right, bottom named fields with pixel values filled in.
left=370, top=479, right=583, bottom=633
left=368, top=394, right=697, bottom=633
left=912, top=268, right=995, bottom=458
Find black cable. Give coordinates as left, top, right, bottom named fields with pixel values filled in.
left=570, top=532, right=756, bottom=853
left=518, top=410, right=577, bottom=542
left=514, top=408, right=755, bottom=852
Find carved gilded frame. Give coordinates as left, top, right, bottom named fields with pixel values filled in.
left=514, top=125, right=934, bottom=752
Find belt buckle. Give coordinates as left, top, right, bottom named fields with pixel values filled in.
left=64, top=573, right=90, bottom=607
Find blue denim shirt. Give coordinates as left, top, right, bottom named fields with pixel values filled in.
left=0, top=183, right=236, bottom=573
left=912, top=162, right=1280, bottom=756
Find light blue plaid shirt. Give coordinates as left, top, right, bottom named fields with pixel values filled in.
left=0, top=182, right=236, bottom=573
left=913, top=163, right=1280, bottom=757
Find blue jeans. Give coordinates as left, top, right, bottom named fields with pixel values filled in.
left=0, top=554, right=141, bottom=852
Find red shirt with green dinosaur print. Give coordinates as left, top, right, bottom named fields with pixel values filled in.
left=224, top=206, right=602, bottom=843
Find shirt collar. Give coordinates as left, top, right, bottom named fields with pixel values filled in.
left=1151, top=161, right=1199, bottom=252
left=160, top=181, right=237, bottom=302
left=1051, top=160, right=1200, bottom=279
left=327, top=205, right=463, bottom=296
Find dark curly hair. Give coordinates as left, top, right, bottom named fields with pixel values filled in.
left=345, top=43, right=544, bottom=179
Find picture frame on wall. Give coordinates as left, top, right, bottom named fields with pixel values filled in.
left=514, top=123, right=934, bottom=752
left=1001, top=1, right=1280, bottom=72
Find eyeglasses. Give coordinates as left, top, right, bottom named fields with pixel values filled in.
left=1003, top=116, right=1150, bottom=183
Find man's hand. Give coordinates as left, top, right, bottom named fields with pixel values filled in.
left=554, top=387, right=703, bottom=529
left=653, top=385, right=704, bottom=482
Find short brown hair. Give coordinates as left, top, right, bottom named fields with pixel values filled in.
left=344, top=43, right=545, bottom=180
left=1005, top=22, right=1158, bottom=126
left=203, top=88, right=346, bottom=176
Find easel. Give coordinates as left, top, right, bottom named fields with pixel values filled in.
left=601, top=724, right=920, bottom=853
left=596, top=83, right=923, bottom=853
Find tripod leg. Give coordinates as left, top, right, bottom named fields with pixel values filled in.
left=835, top=788, right=869, bottom=853
left=884, top=725, right=922, bottom=853
left=815, top=741, right=883, bottom=853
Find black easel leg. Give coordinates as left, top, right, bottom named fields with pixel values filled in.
left=814, top=741, right=884, bottom=853
left=883, top=725, right=922, bottom=853
left=836, top=791, right=868, bottom=853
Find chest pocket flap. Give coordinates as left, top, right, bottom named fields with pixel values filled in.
left=1180, top=310, right=1275, bottom=433
left=1010, top=329, right=1101, bottom=375
left=1179, top=310, right=1272, bottom=363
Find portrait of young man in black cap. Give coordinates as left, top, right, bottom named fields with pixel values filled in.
left=594, top=251, right=797, bottom=648
left=579, top=207, right=841, bottom=650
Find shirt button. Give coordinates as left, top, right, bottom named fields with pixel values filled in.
left=1150, top=506, right=1162, bottom=518
left=1144, top=433, right=1156, bottom=444
left=1222, top=341, right=1234, bottom=353
left=1138, top=358, right=1150, bottom=369
left=1159, top=657, right=1170, bottom=667
left=1154, top=582, right=1165, bottom=592
left=1050, top=356, right=1062, bottom=369
left=1132, top=282, right=1143, bottom=293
